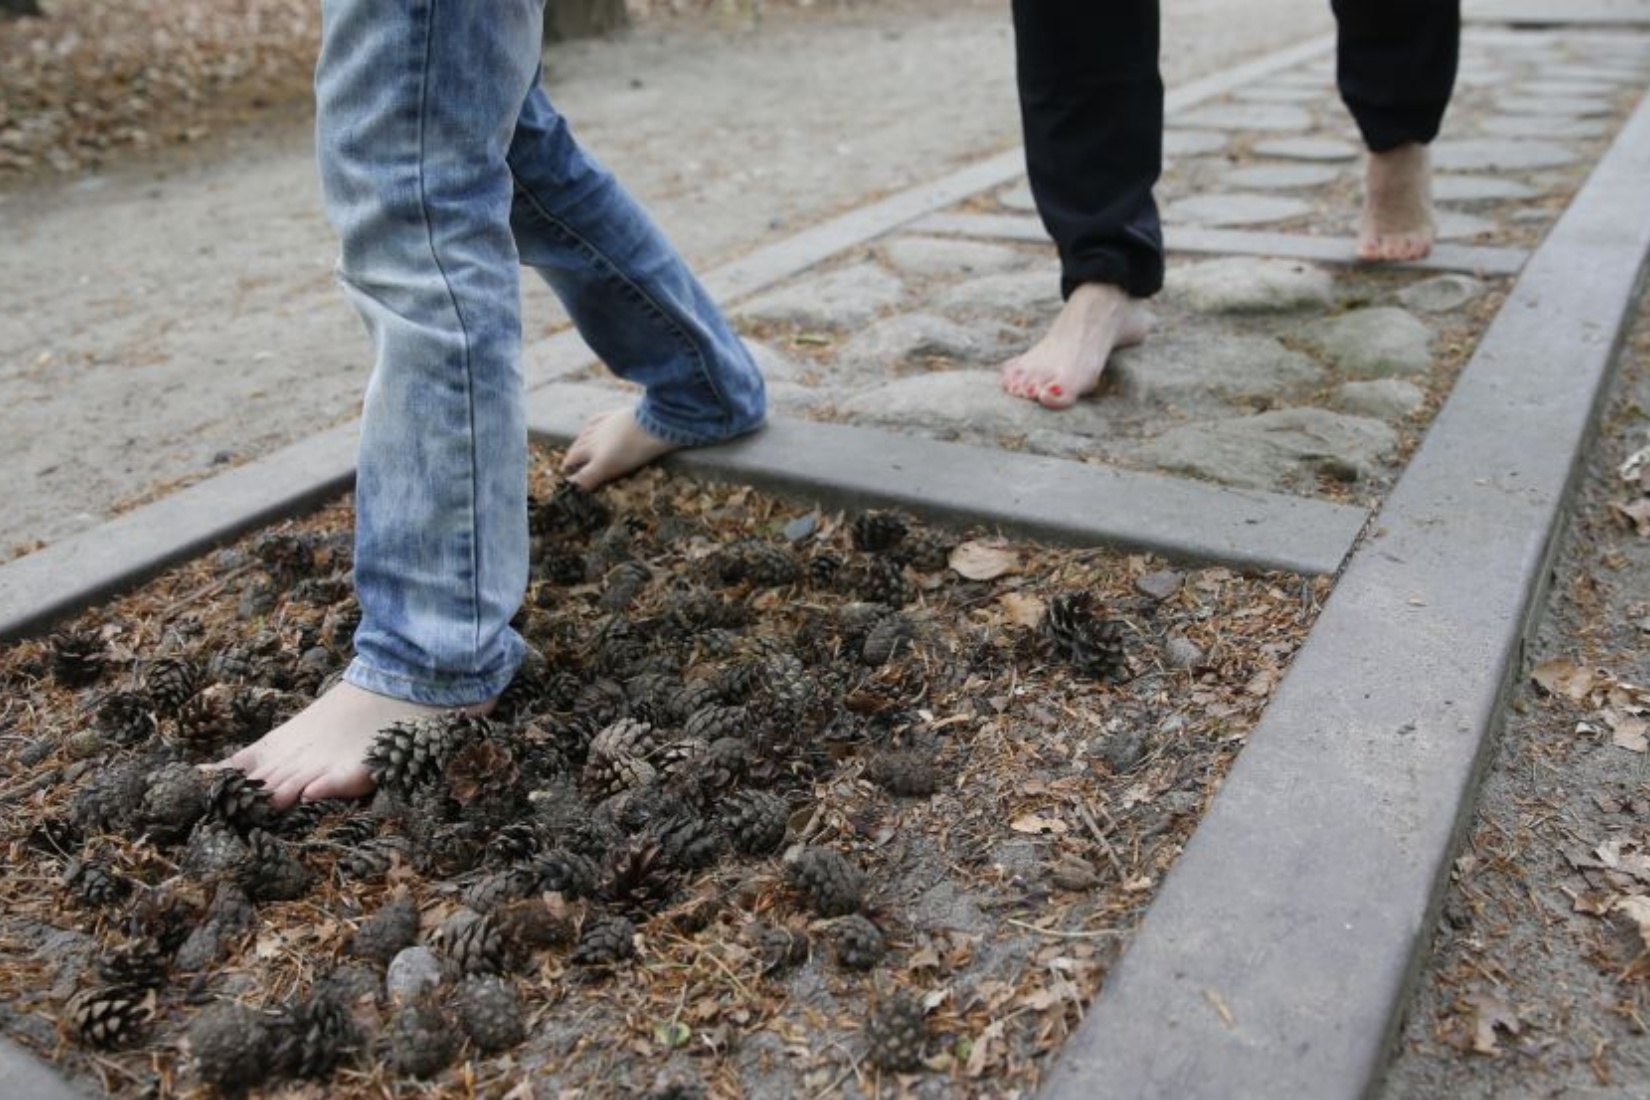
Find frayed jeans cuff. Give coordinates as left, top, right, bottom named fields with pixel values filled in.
left=343, top=651, right=521, bottom=709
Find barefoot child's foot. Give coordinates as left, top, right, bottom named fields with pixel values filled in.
left=1358, top=142, right=1435, bottom=262
left=561, top=408, right=678, bottom=491
left=215, top=682, right=494, bottom=808
left=999, top=281, right=1153, bottom=409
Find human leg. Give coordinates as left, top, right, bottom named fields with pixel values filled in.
left=1000, top=0, right=1163, bottom=409
left=224, top=0, right=541, bottom=805
left=505, top=83, right=766, bottom=489
left=1333, top=0, right=1461, bottom=261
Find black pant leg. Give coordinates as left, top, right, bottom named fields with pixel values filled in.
left=1012, top=0, right=1164, bottom=300
left=1333, top=0, right=1461, bottom=151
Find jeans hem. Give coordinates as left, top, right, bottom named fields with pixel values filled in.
left=635, top=400, right=766, bottom=449
left=343, top=650, right=521, bottom=708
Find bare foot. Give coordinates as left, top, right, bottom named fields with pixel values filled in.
left=561, top=407, right=677, bottom=491
left=999, top=282, right=1153, bottom=409
left=1358, top=142, right=1435, bottom=262
left=215, top=682, right=493, bottom=808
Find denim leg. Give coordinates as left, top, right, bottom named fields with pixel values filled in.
left=315, top=0, right=540, bottom=705
left=507, top=82, right=766, bottom=448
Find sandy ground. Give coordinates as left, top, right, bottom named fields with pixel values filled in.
left=0, top=0, right=1334, bottom=563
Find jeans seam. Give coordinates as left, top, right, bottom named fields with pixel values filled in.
left=508, top=170, right=736, bottom=433
left=414, top=0, right=485, bottom=666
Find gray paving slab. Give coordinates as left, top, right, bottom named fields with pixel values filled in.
left=1038, top=77, right=1650, bottom=1100
left=523, top=382, right=1368, bottom=578
left=1465, top=0, right=1650, bottom=25
left=0, top=423, right=359, bottom=641
left=0, top=1039, right=87, bottom=1100
left=910, top=212, right=1532, bottom=276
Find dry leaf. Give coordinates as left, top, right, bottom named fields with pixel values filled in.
left=1615, top=894, right=1650, bottom=951
left=1608, top=711, right=1649, bottom=753
left=1530, top=658, right=1595, bottom=701
left=1611, top=499, right=1650, bottom=537
left=1009, top=813, right=1068, bottom=836
left=951, top=539, right=1021, bottom=580
left=999, top=591, right=1046, bottom=628
left=1466, top=992, right=1520, bottom=1055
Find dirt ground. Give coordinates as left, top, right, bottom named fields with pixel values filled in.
left=0, top=0, right=1335, bottom=564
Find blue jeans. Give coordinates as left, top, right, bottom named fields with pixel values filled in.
left=315, top=0, right=765, bottom=707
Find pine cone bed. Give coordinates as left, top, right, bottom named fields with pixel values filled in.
left=0, top=445, right=1324, bottom=1096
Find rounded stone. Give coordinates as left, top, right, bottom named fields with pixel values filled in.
left=1331, top=379, right=1427, bottom=421
left=1433, top=210, right=1497, bottom=242
left=1430, top=139, right=1580, bottom=172
left=1301, top=307, right=1433, bottom=379
left=1164, top=129, right=1230, bottom=157
left=1220, top=163, right=1342, bottom=190
left=881, top=236, right=1032, bottom=278
left=1497, top=95, right=1613, bottom=117
left=737, top=261, right=907, bottom=329
left=1232, top=84, right=1322, bottom=104
left=1178, top=103, right=1314, bottom=132
left=1431, top=174, right=1539, bottom=203
left=1164, top=636, right=1205, bottom=670
left=996, top=184, right=1037, bottom=212
left=386, top=946, right=444, bottom=1005
left=1397, top=274, right=1486, bottom=314
left=1478, top=115, right=1609, bottom=140
left=1165, top=257, right=1334, bottom=314
left=1251, top=137, right=1360, bottom=162
left=1164, top=193, right=1311, bottom=227
left=1136, top=408, right=1399, bottom=491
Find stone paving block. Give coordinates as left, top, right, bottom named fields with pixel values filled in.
left=1252, top=136, right=1361, bottom=161
left=880, top=235, right=1033, bottom=278
left=835, top=313, right=993, bottom=375
left=1479, top=113, right=1611, bottom=139
left=1431, top=175, right=1540, bottom=205
left=1301, top=307, right=1434, bottom=378
left=936, top=269, right=1057, bottom=319
left=1165, top=256, right=1335, bottom=313
left=1164, top=129, right=1233, bottom=156
left=735, top=261, right=908, bottom=329
left=1330, top=378, right=1428, bottom=420
left=1497, top=94, right=1616, bottom=116
left=1110, top=332, right=1325, bottom=409
left=1431, top=137, right=1583, bottom=171
left=1220, top=163, right=1343, bottom=189
left=1397, top=274, right=1487, bottom=314
left=1135, top=407, right=1399, bottom=490
left=1177, top=103, right=1316, bottom=131
left=1164, top=192, right=1313, bottom=227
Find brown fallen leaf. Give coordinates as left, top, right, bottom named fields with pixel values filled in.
left=1530, top=658, right=1596, bottom=701
left=951, top=538, right=1021, bottom=581
left=1465, top=991, right=1520, bottom=1055
left=1009, top=812, right=1068, bottom=836
left=1614, top=894, right=1650, bottom=952
left=999, top=590, right=1046, bottom=628
left=1610, top=498, right=1650, bottom=538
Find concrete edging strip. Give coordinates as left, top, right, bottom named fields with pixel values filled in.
left=523, top=382, right=1367, bottom=578
left=0, top=424, right=359, bottom=641
left=0, top=1038, right=87, bottom=1100
left=1037, top=86, right=1650, bottom=1100
left=912, top=212, right=1532, bottom=276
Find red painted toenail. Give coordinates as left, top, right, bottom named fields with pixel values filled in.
left=1048, top=385, right=1063, bottom=396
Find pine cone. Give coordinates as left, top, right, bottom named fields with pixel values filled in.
left=849, top=510, right=910, bottom=554
left=70, top=761, right=147, bottom=835
left=865, top=750, right=940, bottom=797
left=454, top=975, right=526, bottom=1052
left=95, top=935, right=171, bottom=990
left=841, top=557, right=912, bottom=608
left=664, top=588, right=751, bottom=636
left=65, top=985, right=151, bottom=1048
left=492, top=897, right=578, bottom=952
left=531, top=848, right=600, bottom=899
left=534, top=482, right=611, bottom=539
left=205, top=769, right=272, bottom=833
left=174, top=683, right=239, bottom=746
left=866, top=991, right=927, bottom=1073
left=601, top=836, right=678, bottom=917
left=683, top=704, right=752, bottom=744
left=831, top=914, right=886, bottom=971
left=484, top=821, right=546, bottom=867
left=127, top=888, right=199, bottom=955
left=189, top=1002, right=275, bottom=1093
left=93, top=691, right=157, bottom=745
left=747, top=921, right=809, bottom=975
left=1042, top=591, right=1129, bottom=680
left=807, top=551, right=844, bottom=588
left=142, top=656, right=201, bottom=717
left=710, top=539, right=800, bottom=587
left=50, top=629, right=108, bottom=688
left=348, top=892, right=420, bottom=966
left=385, top=999, right=458, bottom=1079
left=654, top=813, right=724, bottom=873
left=599, top=560, right=653, bottom=612
left=273, top=984, right=359, bottom=1080
left=785, top=846, right=866, bottom=917
left=139, top=761, right=209, bottom=844
left=435, top=911, right=514, bottom=977
left=537, top=545, right=590, bottom=586
left=891, top=527, right=955, bottom=573
left=571, top=915, right=637, bottom=968
left=861, top=614, right=915, bottom=667
left=252, top=531, right=317, bottom=587
left=366, top=712, right=486, bottom=795
left=236, top=829, right=313, bottom=902
left=64, top=859, right=132, bottom=908
left=718, top=790, right=790, bottom=856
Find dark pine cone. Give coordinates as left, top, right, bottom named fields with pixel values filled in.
left=348, top=892, right=420, bottom=966
left=784, top=846, right=866, bottom=917
left=748, top=921, right=809, bottom=976
left=142, top=656, right=202, bottom=717
left=683, top=704, right=752, bottom=744
left=890, top=527, right=955, bottom=573
left=50, top=628, right=108, bottom=688
left=530, top=848, right=601, bottom=900
left=139, top=761, right=210, bottom=844
left=189, top=1002, right=274, bottom=1094
left=841, top=557, right=912, bottom=608
left=807, top=551, right=844, bottom=589
left=866, top=991, right=928, bottom=1073
left=571, top=915, right=637, bottom=968
left=601, top=836, right=678, bottom=917
left=64, top=859, right=132, bottom=908
left=337, top=837, right=412, bottom=886
left=865, top=750, right=940, bottom=797
left=599, top=560, right=653, bottom=612
left=205, top=769, right=272, bottom=834
left=537, top=545, right=590, bottom=586
left=861, top=614, right=916, bottom=667
left=94, top=691, right=157, bottom=745
left=533, top=482, right=611, bottom=540
left=484, top=821, right=547, bottom=867
left=435, top=911, right=514, bottom=977
left=710, top=539, right=800, bottom=588
left=455, top=975, right=527, bottom=1052
left=365, top=712, right=487, bottom=795
left=174, top=683, right=239, bottom=747
left=251, top=531, right=317, bottom=587
left=385, top=999, right=458, bottom=1079
left=1042, top=590, right=1129, bottom=681
left=849, top=510, right=910, bottom=554
left=24, top=817, right=82, bottom=860
left=654, top=813, right=724, bottom=873
left=95, top=935, right=171, bottom=990
left=273, top=984, right=359, bottom=1081
left=831, top=913, right=887, bottom=971
left=718, top=790, right=790, bottom=856
left=65, top=985, right=151, bottom=1049
left=236, top=829, right=314, bottom=903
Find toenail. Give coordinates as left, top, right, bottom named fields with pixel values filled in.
left=1048, top=385, right=1062, bottom=396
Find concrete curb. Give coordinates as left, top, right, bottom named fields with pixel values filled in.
left=913, top=212, right=1532, bottom=277
left=0, top=1038, right=87, bottom=1100
left=524, top=383, right=1368, bottom=578
left=0, top=423, right=359, bottom=641
left=1037, top=84, right=1650, bottom=1100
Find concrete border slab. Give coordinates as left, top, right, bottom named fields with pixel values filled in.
left=523, top=382, right=1367, bottom=578
left=1465, top=0, right=1650, bottom=26
left=911, top=212, right=1532, bottom=277
left=1037, top=83, right=1650, bottom=1100
left=0, top=1038, right=87, bottom=1100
